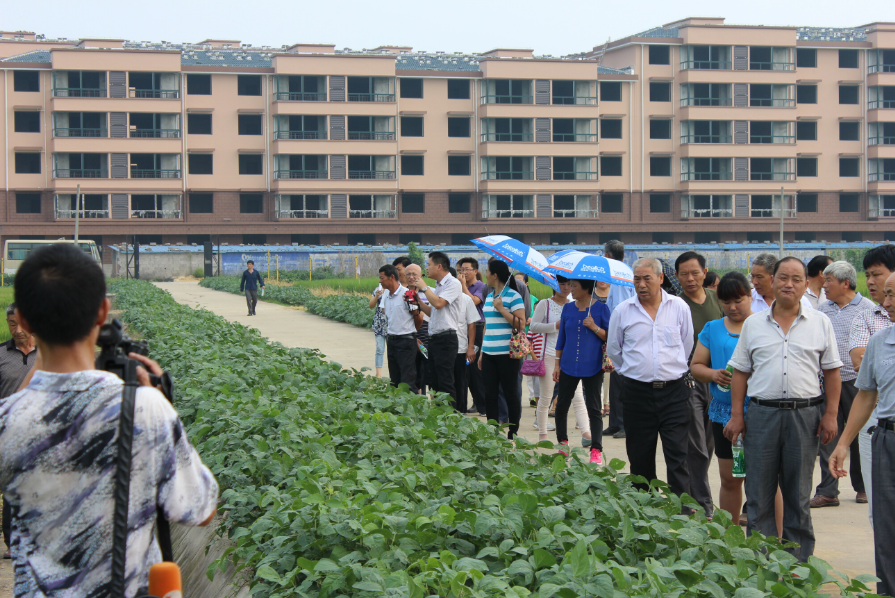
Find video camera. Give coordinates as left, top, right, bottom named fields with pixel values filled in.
left=96, top=319, right=173, bottom=402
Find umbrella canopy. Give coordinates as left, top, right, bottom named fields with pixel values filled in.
left=471, top=235, right=559, bottom=291
left=545, top=250, right=635, bottom=288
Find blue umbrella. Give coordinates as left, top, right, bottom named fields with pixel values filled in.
left=545, top=250, right=634, bottom=288
left=471, top=235, right=559, bottom=292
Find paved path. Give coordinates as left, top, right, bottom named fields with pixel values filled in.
left=157, top=281, right=875, bottom=583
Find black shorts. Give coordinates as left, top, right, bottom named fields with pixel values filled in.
left=712, top=422, right=733, bottom=460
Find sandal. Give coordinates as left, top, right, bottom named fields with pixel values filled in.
left=548, top=398, right=557, bottom=418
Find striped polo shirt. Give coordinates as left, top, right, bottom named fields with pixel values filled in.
left=482, top=288, right=524, bottom=355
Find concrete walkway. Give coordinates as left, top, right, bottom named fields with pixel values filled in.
left=157, top=281, right=875, bottom=583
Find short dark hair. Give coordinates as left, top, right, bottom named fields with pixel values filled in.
left=556, top=275, right=569, bottom=284
left=603, top=240, right=625, bottom=261
left=675, top=251, right=706, bottom=273
left=716, top=271, right=751, bottom=302
left=773, top=256, right=808, bottom=277
left=807, top=255, right=833, bottom=278
left=392, top=256, right=411, bottom=268
left=379, top=264, right=398, bottom=280
left=247, top=260, right=254, bottom=265
left=573, top=278, right=595, bottom=293
left=428, top=251, right=450, bottom=271
left=457, top=257, right=479, bottom=271
left=863, top=244, right=895, bottom=273
left=449, top=266, right=457, bottom=278
left=15, top=244, right=106, bottom=345
left=703, top=271, right=719, bottom=288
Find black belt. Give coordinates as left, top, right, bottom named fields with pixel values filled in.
left=430, top=330, right=457, bottom=338
left=626, top=376, right=686, bottom=389
left=753, top=397, right=824, bottom=410
left=878, top=418, right=894, bottom=432
left=387, top=333, right=415, bottom=340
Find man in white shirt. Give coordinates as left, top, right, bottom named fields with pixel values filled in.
left=805, top=255, right=832, bottom=309
left=607, top=258, right=694, bottom=501
left=450, top=267, right=480, bottom=413
left=750, top=253, right=814, bottom=312
left=380, top=264, right=418, bottom=393
left=726, top=257, right=842, bottom=562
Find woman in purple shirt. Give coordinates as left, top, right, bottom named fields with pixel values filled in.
left=552, top=278, right=611, bottom=464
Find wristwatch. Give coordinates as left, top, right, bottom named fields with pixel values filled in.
left=419, top=285, right=429, bottom=293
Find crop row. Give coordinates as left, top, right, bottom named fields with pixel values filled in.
left=111, top=280, right=870, bottom=598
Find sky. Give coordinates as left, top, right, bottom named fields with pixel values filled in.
left=3, top=0, right=893, bottom=56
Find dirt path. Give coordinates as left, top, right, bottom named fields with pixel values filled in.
left=156, top=281, right=876, bottom=583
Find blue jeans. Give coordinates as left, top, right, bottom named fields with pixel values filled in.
left=374, top=334, right=386, bottom=369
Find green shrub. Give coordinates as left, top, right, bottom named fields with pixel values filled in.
left=110, top=280, right=872, bottom=598
left=193, top=268, right=205, bottom=279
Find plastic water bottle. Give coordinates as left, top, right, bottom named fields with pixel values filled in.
left=732, top=435, right=746, bottom=478
left=718, top=364, right=734, bottom=392
left=419, top=344, right=429, bottom=359
left=261, top=288, right=265, bottom=297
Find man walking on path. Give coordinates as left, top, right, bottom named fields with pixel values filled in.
left=603, top=240, right=635, bottom=439
left=726, top=257, right=842, bottom=562
left=607, top=258, right=694, bottom=501
left=676, top=251, right=723, bottom=518
left=812, top=261, right=874, bottom=508
left=458, top=257, right=486, bottom=414
left=380, top=264, right=418, bottom=393
left=830, top=271, right=895, bottom=597
left=805, top=255, right=833, bottom=309
left=240, top=260, right=265, bottom=316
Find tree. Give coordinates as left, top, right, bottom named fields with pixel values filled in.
left=407, top=242, right=426, bottom=268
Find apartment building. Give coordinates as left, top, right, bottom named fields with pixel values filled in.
left=0, top=17, right=893, bottom=258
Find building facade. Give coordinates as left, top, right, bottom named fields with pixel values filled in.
left=0, top=17, right=893, bottom=260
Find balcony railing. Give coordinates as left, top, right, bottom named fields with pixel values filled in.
left=483, top=209, right=535, bottom=218
left=131, top=209, right=183, bottom=219
left=882, top=208, right=895, bottom=217
left=347, top=93, right=395, bottom=102
left=130, top=129, right=181, bottom=138
left=553, top=133, right=598, bottom=142
left=870, top=136, right=895, bottom=145
left=553, top=209, right=598, bottom=218
left=275, top=170, right=328, bottom=179
left=750, top=135, right=795, bottom=144
left=275, top=92, right=326, bottom=101
left=681, top=172, right=733, bottom=181
left=54, top=128, right=107, bottom=138
left=349, top=209, right=396, bottom=218
left=347, top=131, right=396, bottom=140
left=130, top=169, right=181, bottom=179
left=277, top=210, right=329, bottom=218
left=869, top=100, right=895, bottom=109
left=682, top=98, right=733, bottom=107
left=275, top=131, right=327, bottom=140
left=54, top=169, right=108, bottom=178
left=481, top=95, right=533, bottom=105
left=552, top=96, right=597, bottom=105
left=749, top=61, right=794, bottom=71
left=554, top=172, right=598, bottom=180
left=751, top=208, right=796, bottom=218
left=129, top=89, right=180, bottom=99
left=348, top=170, right=396, bottom=179
left=55, top=209, right=109, bottom=219
left=750, top=171, right=795, bottom=181
left=870, top=172, right=895, bottom=181
left=681, top=134, right=732, bottom=144
left=681, top=60, right=731, bottom=70
left=482, top=170, right=534, bottom=180
left=750, top=98, right=795, bottom=107
left=869, top=64, right=895, bottom=73
left=53, top=88, right=106, bottom=98
left=683, top=208, right=733, bottom=218
left=481, top=133, right=534, bottom=142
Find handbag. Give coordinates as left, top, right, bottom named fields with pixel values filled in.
left=509, top=314, right=534, bottom=360
left=522, top=300, right=550, bottom=376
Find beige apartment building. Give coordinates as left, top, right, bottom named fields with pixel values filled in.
left=0, top=16, right=893, bottom=257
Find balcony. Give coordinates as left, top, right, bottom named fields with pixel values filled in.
left=682, top=60, right=731, bottom=70
left=276, top=92, right=326, bottom=102
left=552, top=95, right=597, bottom=105
left=750, top=171, right=794, bottom=181
left=554, top=172, right=597, bottom=180
left=684, top=207, right=732, bottom=217
left=750, top=98, right=795, bottom=107
left=53, top=88, right=106, bottom=98
left=869, top=196, right=895, bottom=217
left=869, top=100, right=895, bottom=109
left=129, top=129, right=181, bottom=139
left=870, top=136, right=895, bottom=145
left=681, top=195, right=733, bottom=218
left=749, top=48, right=793, bottom=71
left=348, top=195, right=396, bottom=218
left=680, top=84, right=732, bottom=107
left=681, top=172, right=732, bottom=181
left=481, top=94, right=533, bottom=105
left=347, top=170, right=396, bottom=180
left=129, top=89, right=179, bottom=99
left=347, top=93, right=395, bottom=102
left=482, top=170, right=534, bottom=180
left=275, top=76, right=327, bottom=102
left=870, top=173, right=895, bottom=181
left=54, top=128, right=107, bottom=138
left=128, top=72, right=179, bottom=100
left=55, top=209, right=109, bottom=218
left=54, top=169, right=108, bottom=178
left=750, top=134, right=794, bottom=144
left=553, top=133, right=596, bottom=142
left=680, top=46, right=732, bottom=71
left=275, top=170, right=328, bottom=179
left=347, top=131, right=395, bottom=140
left=868, top=50, right=895, bottom=74
left=277, top=209, right=328, bottom=218
left=681, top=134, right=732, bottom=144
left=553, top=208, right=597, bottom=217
left=275, top=195, right=328, bottom=218
left=482, top=194, right=534, bottom=218
left=275, top=131, right=327, bottom=140
left=130, top=169, right=181, bottom=179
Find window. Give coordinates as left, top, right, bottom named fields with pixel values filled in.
left=448, top=155, right=471, bottom=176
left=187, top=74, right=211, bottom=95
left=653, top=232, right=674, bottom=244
left=796, top=49, right=816, bottom=68
left=840, top=158, right=860, bottom=177
left=796, top=157, right=817, bottom=177
left=240, top=193, right=263, bottom=213
left=840, top=85, right=859, bottom=105
left=681, top=157, right=732, bottom=181
left=189, top=193, right=213, bottom=213
left=347, top=234, right=376, bottom=245
left=187, top=113, right=212, bottom=135
left=600, top=81, right=621, bottom=102
left=650, top=194, right=671, bottom=213
left=650, top=156, right=671, bottom=177
left=188, top=154, right=213, bottom=175
left=15, top=153, right=41, bottom=174
left=447, top=117, right=470, bottom=137
left=451, top=233, right=472, bottom=245
left=796, top=85, right=817, bottom=104
left=14, top=111, right=40, bottom=133
left=237, top=75, right=262, bottom=96
left=239, top=154, right=263, bottom=175
left=796, top=121, right=816, bottom=141
left=550, top=233, right=578, bottom=245
left=292, top=234, right=320, bottom=245
left=750, top=158, right=793, bottom=181
left=650, top=119, right=671, bottom=139
left=600, top=156, right=622, bottom=176
left=553, top=195, right=594, bottom=218
left=401, top=155, right=424, bottom=175
left=680, top=45, right=731, bottom=70
left=684, top=195, right=733, bottom=218
left=187, top=235, right=210, bottom=245
left=447, top=79, right=470, bottom=99
left=839, top=49, right=859, bottom=69
left=402, top=193, right=425, bottom=213
left=839, top=194, right=860, bottom=212
left=649, top=82, right=671, bottom=102
left=842, top=231, right=862, bottom=242
left=243, top=234, right=267, bottom=245
left=400, top=234, right=422, bottom=245
left=553, top=157, right=595, bottom=180
left=14, top=71, right=39, bottom=92
left=840, top=121, right=860, bottom=141
left=695, top=232, right=721, bottom=244
left=400, top=78, right=423, bottom=99
left=601, top=193, right=623, bottom=212
left=401, top=116, right=423, bottom=137
left=798, top=194, right=818, bottom=212
left=449, top=193, right=470, bottom=213
left=649, top=45, right=671, bottom=65
left=16, top=193, right=41, bottom=214
left=600, top=119, right=622, bottom=139
left=238, top=114, right=263, bottom=135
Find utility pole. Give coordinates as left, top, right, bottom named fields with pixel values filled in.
left=778, top=185, right=784, bottom=258
left=74, top=184, right=81, bottom=242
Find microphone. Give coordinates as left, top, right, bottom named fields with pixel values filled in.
left=148, top=562, right=183, bottom=598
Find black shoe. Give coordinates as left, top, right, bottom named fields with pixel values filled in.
left=612, top=429, right=626, bottom=439
left=604, top=427, right=620, bottom=436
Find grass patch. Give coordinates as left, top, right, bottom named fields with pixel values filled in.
left=0, top=287, right=14, bottom=343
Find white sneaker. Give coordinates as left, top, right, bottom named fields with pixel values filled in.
left=531, top=422, right=556, bottom=431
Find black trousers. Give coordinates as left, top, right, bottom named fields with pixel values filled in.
left=556, top=370, right=605, bottom=450
left=622, top=376, right=691, bottom=498
left=817, top=379, right=865, bottom=496
left=428, top=332, right=458, bottom=402
left=386, top=335, right=418, bottom=394
left=608, top=370, right=625, bottom=430
left=483, top=353, right=522, bottom=438
left=467, top=324, right=486, bottom=412
left=453, top=352, right=469, bottom=413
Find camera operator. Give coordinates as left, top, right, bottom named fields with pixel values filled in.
left=0, top=244, right=219, bottom=597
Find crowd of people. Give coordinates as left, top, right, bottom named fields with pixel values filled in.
left=367, top=241, right=895, bottom=594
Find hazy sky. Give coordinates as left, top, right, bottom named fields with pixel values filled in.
left=4, top=0, right=893, bottom=56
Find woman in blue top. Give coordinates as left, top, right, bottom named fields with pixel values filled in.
left=552, top=279, right=611, bottom=464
